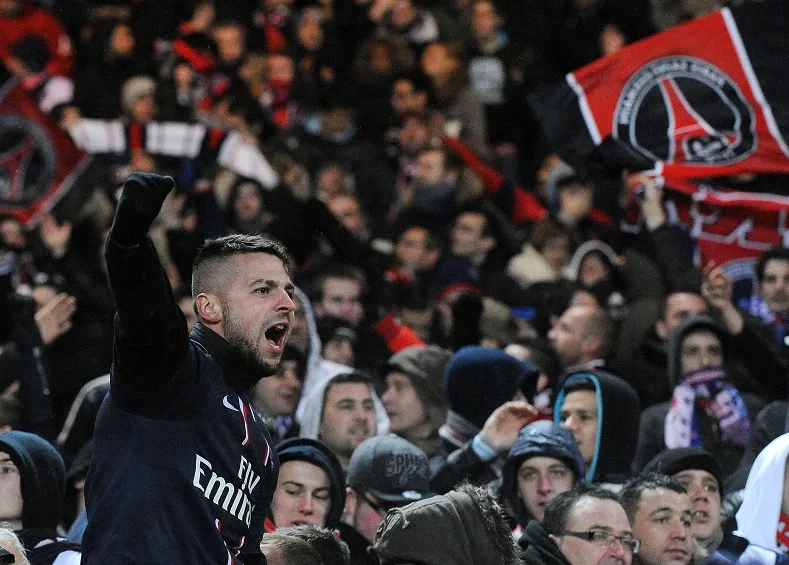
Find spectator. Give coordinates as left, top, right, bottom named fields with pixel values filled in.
left=619, top=474, right=694, bottom=565
left=750, top=247, right=789, bottom=366
left=269, top=438, right=346, bottom=530
left=7, top=35, right=73, bottom=114
left=312, top=264, right=366, bottom=329
left=502, top=420, right=585, bottom=529
left=0, top=0, right=74, bottom=77
left=275, top=525, right=351, bottom=565
left=421, top=41, right=490, bottom=157
left=344, top=435, right=434, bottom=541
left=643, top=446, right=789, bottom=565
left=381, top=345, right=453, bottom=471
left=316, top=317, right=358, bottom=367
left=297, top=371, right=386, bottom=470
left=431, top=346, right=538, bottom=494
left=261, top=532, right=323, bottom=565
left=519, top=484, right=637, bottom=565
left=373, top=483, right=519, bottom=565
left=0, top=430, right=81, bottom=564
left=251, top=345, right=306, bottom=438
left=734, top=433, right=789, bottom=556
left=553, top=370, right=641, bottom=484
left=632, top=315, right=765, bottom=478
left=548, top=305, right=616, bottom=375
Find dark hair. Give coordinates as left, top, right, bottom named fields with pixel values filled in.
left=393, top=69, right=432, bottom=95
left=262, top=532, right=323, bottom=565
left=530, top=219, right=574, bottom=254
left=192, top=234, right=292, bottom=295
left=276, top=525, right=351, bottom=565
left=418, top=145, right=463, bottom=174
left=324, top=371, right=372, bottom=397
left=315, top=263, right=366, bottom=300
left=619, top=473, right=688, bottom=523
left=756, top=246, right=789, bottom=283
left=543, top=484, right=620, bottom=536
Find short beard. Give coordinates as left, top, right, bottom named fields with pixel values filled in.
left=224, top=317, right=280, bottom=384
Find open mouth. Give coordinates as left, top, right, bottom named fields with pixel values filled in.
left=265, top=323, right=289, bottom=351
left=692, top=510, right=710, bottom=523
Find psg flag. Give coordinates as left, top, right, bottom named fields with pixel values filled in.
left=0, top=75, right=92, bottom=226
left=530, top=0, right=789, bottom=180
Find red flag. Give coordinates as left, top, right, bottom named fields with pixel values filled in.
left=530, top=1, right=789, bottom=180
left=0, top=79, right=90, bottom=226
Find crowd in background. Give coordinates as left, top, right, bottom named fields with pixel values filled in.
left=1, top=0, right=788, bottom=563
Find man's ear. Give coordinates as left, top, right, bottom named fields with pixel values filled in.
left=345, top=487, right=358, bottom=516
left=582, top=334, right=603, bottom=358
left=655, top=319, right=668, bottom=342
left=195, top=292, right=222, bottom=325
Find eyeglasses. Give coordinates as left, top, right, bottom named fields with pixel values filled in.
left=562, top=530, right=640, bottom=554
left=359, top=490, right=395, bottom=516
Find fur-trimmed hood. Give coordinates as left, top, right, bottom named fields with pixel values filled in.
left=373, top=484, right=518, bottom=565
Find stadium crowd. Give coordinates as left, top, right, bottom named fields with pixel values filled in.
left=0, top=0, right=788, bottom=563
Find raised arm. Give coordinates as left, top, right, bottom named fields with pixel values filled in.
left=105, top=173, right=188, bottom=396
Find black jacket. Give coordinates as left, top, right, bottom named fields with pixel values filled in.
left=83, top=229, right=278, bottom=563
left=553, top=370, right=640, bottom=484
left=520, top=521, right=572, bottom=565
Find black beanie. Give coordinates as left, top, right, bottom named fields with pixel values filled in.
left=444, top=346, right=534, bottom=429
left=642, top=447, right=724, bottom=495
left=275, top=438, right=346, bottom=529
left=11, top=35, right=50, bottom=74
left=0, top=430, right=66, bottom=530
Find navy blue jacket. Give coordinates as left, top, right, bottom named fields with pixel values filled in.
left=82, top=233, right=278, bottom=564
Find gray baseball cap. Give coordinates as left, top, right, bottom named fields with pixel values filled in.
left=347, top=435, right=434, bottom=505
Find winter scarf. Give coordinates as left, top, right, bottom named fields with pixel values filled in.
left=665, top=367, right=751, bottom=449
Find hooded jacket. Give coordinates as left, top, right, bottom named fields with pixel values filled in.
left=520, top=521, right=573, bottom=565
left=385, top=345, right=453, bottom=464
left=734, top=433, right=789, bottom=552
left=553, top=370, right=640, bottom=484
left=294, top=286, right=348, bottom=398
left=274, top=438, right=346, bottom=529
left=373, top=484, right=519, bottom=565
left=502, top=421, right=585, bottom=527
left=0, top=431, right=81, bottom=565
left=296, top=370, right=389, bottom=442
left=0, top=431, right=66, bottom=531
left=632, top=316, right=765, bottom=477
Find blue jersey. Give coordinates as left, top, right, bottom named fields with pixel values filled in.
left=83, top=238, right=278, bottom=564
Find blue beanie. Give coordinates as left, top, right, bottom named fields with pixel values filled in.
left=444, top=346, right=534, bottom=429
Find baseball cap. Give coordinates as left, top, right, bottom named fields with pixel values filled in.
left=347, top=435, right=434, bottom=505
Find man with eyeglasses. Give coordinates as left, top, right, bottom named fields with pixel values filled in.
left=619, top=474, right=693, bottom=565
left=340, top=435, right=434, bottom=565
left=520, top=483, right=637, bottom=565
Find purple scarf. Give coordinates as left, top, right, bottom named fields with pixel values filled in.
left=665, top=367, right=751, bottom=449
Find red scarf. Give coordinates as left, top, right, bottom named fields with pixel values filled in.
left=777, top=512, right=789, bottom=554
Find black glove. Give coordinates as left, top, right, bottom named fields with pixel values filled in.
left=110, top=172, right=175, bottom=246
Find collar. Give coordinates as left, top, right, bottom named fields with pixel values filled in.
left=191, top=322, right=257, bottom=393
left=564, top=359, right=606, bottom=374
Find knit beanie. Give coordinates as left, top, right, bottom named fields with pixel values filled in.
left=642, top=447, right=724, bottom=495
left=444, top=346, right=534, bottom=429
left=386, top=345, right=453, bottom=430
